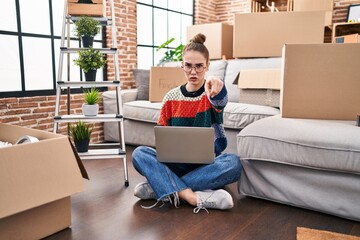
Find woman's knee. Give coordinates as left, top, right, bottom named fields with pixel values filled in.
left=132, top=146, right=152, bottom=165
left=217, top=153, right=242, bottom=172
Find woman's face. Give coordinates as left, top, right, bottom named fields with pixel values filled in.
left=182, top=50, right=209, bottom=91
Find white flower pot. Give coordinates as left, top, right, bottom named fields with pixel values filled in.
left=82, top=103, right=99, bottom=116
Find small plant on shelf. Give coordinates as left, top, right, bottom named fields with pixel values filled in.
left=73, top=47, right=106, bottom=81
left=82, top=87, right=100, bottom=116
left=84, top=87, right=100, bottom=105
left=74, top=16, right=101, bottom=47
left=70, top=121, right=92, bottom=153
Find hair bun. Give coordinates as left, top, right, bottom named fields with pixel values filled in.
left=191, top=33, right=206, bottom=44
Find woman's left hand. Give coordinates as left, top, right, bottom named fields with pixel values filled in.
left=205, top=76, right=224, bottom=98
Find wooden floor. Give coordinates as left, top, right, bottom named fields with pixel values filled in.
left=46, top=146, right=360, bottom=240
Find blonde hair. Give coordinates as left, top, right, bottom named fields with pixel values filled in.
left=182, top=33, right=209, bottom=62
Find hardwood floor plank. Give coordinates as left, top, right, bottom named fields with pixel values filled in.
left=44, top=146, right=360, bottom=240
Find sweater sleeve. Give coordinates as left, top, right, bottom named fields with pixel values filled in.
left=208, top=85, right=228, bottom=110
left=157, top=91, right=173, bottom=126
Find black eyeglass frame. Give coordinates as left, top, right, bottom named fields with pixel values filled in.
left=181, top=63, right=207, bottom=73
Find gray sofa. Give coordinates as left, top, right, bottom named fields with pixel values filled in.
left=103, top=58, right=282, bottom=154
left=103, top=58, right=360, bottom=222
left=238, top=115, right=360, bottom=221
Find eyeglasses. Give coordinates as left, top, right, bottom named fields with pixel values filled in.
left=181, top=63, right=206, bottom=73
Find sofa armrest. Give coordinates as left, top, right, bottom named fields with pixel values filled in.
left=102, top=89, right=138, bottom=114
left=103, top=89, right=137, bottom=104
left=120, top=89, right=138, bottom=103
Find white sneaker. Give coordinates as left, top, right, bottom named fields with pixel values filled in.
left=134, top=181, right=156, bottom=200
left=194, top=189, right=234, bottom=213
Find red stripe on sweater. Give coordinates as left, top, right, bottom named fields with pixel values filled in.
left=158, top=95, right=212, bottom=125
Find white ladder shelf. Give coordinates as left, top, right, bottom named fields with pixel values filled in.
left=53, top=0, right=129, bottom=187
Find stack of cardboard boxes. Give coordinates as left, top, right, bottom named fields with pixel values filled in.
left=150, top=0, right=333, bottom=106
left=149, top=0, right=360, bottom=120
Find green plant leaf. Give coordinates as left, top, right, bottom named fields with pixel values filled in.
left=156, top=38, right=175, bottom=51
left=70, top=121, right=92, bottom=141
left=156, top=38, right=184, bottom=66
left=83, top=87, right=100, bottom=105
left=73, top=47, right=107, bottom=73
left=74, top=16, right=100, bottom=38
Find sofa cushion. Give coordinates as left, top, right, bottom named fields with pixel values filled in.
left=223, top=102, right=280, bottom=129
left=123, top=101, right=162, bottom=123
left=205, top=60, right=227, bottom=81
left=238, top=115, right=360, bottom=174
left=224, top=58, right=282, bottom=102
left=133, top=69, right=150, bottom=100
left=123, top=100, right=279, bottom=130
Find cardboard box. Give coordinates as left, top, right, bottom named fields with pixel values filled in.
left=149, top=67, right=187, bottom=102
left=0, top=123, right=86, bottom=239
left=293, top=0, right=333, bottom=26
left=335, top=34, right=360, bottom=44
left=237, top=69, right=281, bottom=107
left=233, top=11, right=325, bottom=58
left=281, top=43, right=360, bottom=120
left=67, top=0, right=105, bottom=17
left=187, top=23, right=233, bottom=60
left=332, top=22, right=360, bottom=43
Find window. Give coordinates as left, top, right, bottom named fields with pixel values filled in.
left=0, top=0, right=104, bottom=97
left=136, top=0, right=194, bottom=69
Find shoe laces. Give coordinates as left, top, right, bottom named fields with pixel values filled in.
left=193, top=196, right=217, bottom=214
left=140, top=192, right=180, bottom=209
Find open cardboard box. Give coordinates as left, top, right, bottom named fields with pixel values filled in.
left=233, top=11, right=325, bottom=58
left=0, top=123, right=87, bottom=239
left=281, top=43, right=360, bottom=120
left=187, top=22, right=233, bottom=60
left=236, top=69, right=281, bottom=107
left=149, top=67, right=187, bottom=102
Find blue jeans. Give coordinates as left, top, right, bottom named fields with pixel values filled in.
left=132, top=146, right=242, bottom=201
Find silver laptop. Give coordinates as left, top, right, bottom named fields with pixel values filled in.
left=154, top=126, right=215, bottom=164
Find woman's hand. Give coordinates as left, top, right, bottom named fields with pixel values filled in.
left=205, top=76, right=224, bottom=98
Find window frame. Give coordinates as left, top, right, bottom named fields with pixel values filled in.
left=0, top=0, right=106, bottom=98
left=136, top=0, right=195, bottom=69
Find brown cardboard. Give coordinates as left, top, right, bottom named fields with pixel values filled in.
left=67, top=0, right=105, bottom=17
left=237, top=69, right=281, bottom=107
left=233, top=11, right=325, bottom=58
left=281, top=43, right=360, bottom=120
left=0, top=123, right=85, bottom=239
left=335, top=34, right=360, bottom=43
left=149, top=67, right=187, bottom=102
left=293, top=0, right=333, bottom=26
left=187, top=23, right=233, bottom=60
left=0, top=198, right=70, bottom=240
left=332, top=22, right=360, bottom=43
left=238, top=69, right=281, bottom=90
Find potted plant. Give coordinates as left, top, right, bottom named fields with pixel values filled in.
left=156, top=38, right=184, bottom=66
left=70, top=121, right=92, bottom=153
left=82, top=87, right=100, bottom=116
left=74, top=16, right=100, bottom=47
left=73, top=47, right=106, bottom=81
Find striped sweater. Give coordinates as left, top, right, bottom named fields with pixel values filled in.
left=158, top=83, right=228, bottom=156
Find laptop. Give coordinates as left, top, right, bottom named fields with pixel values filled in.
left=154, top=126, right=215, bottom=164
